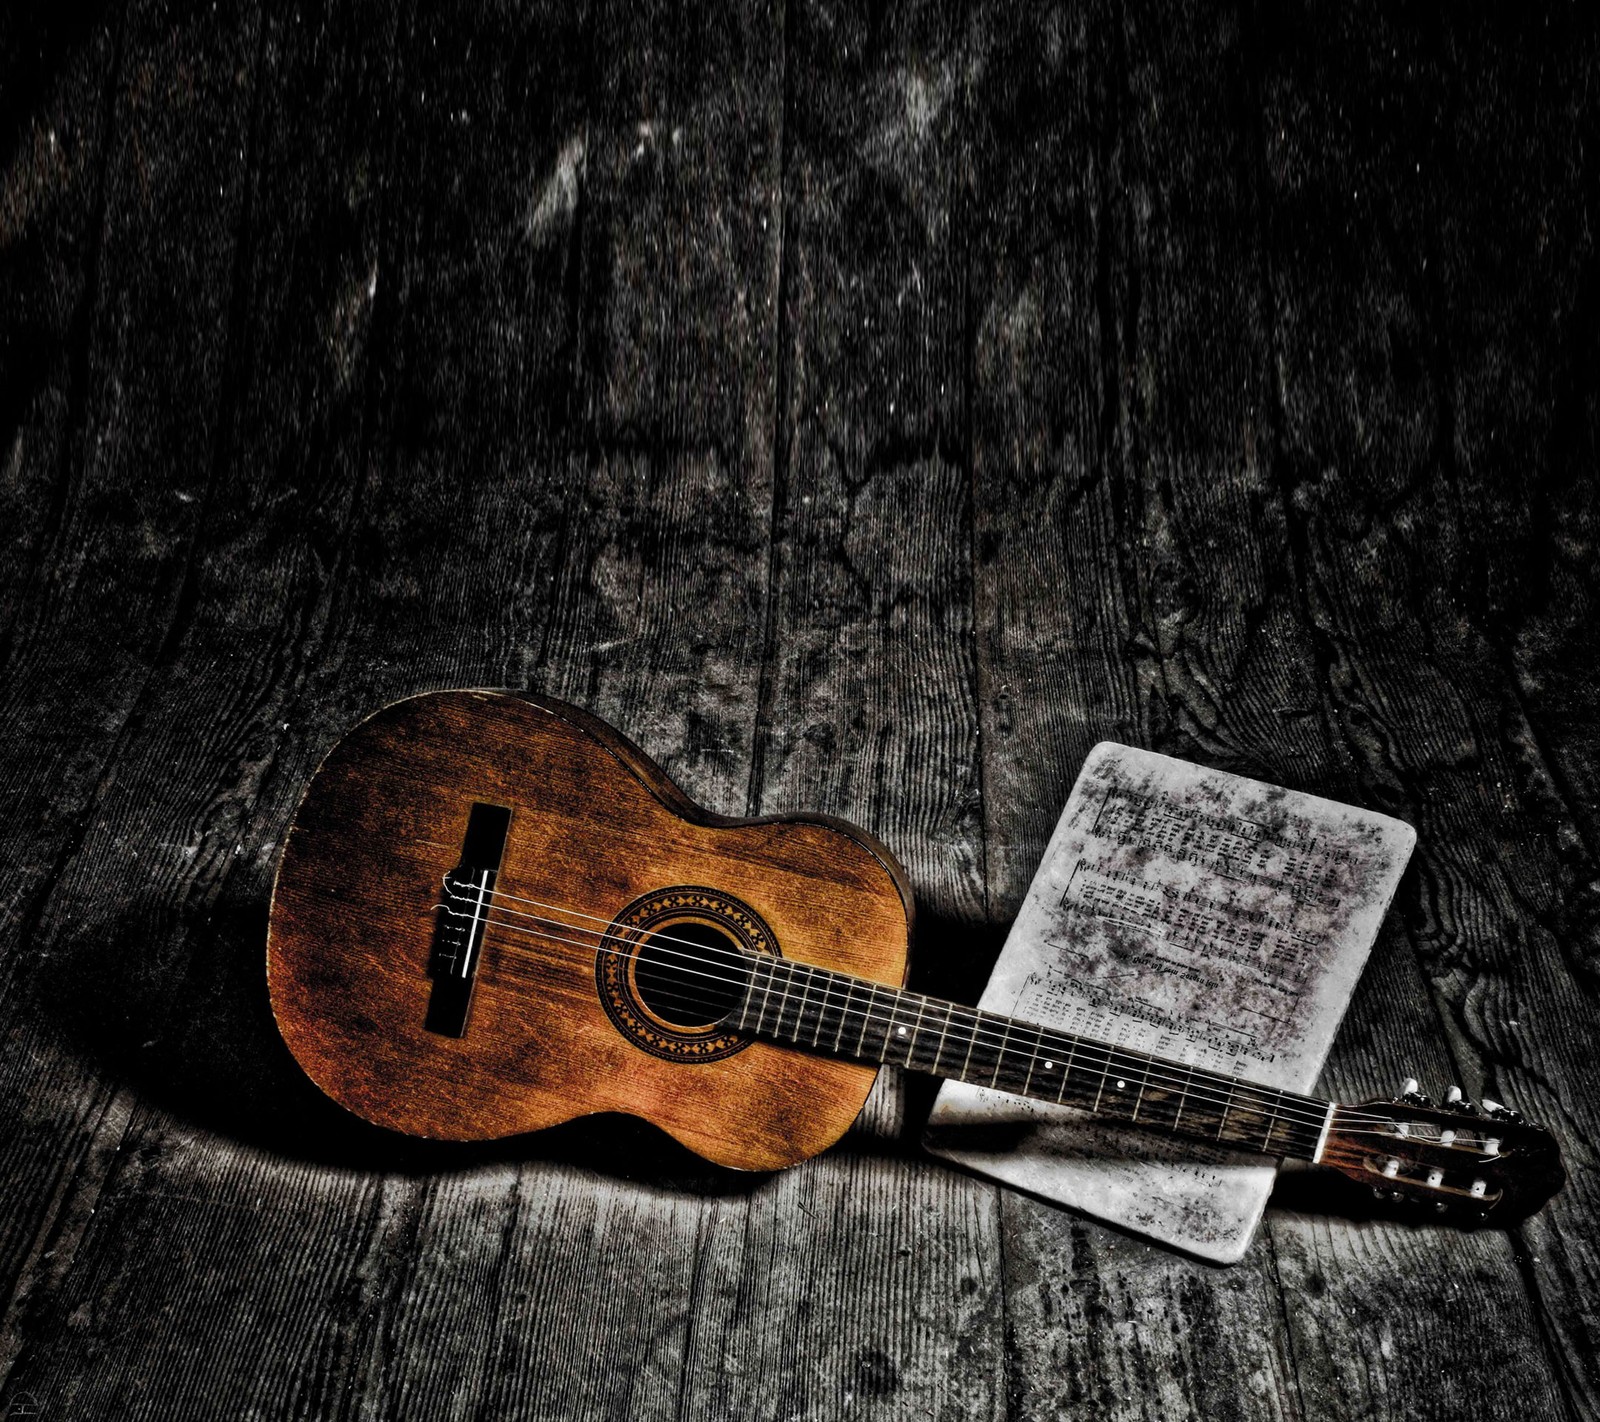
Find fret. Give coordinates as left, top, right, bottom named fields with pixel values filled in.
left=855, top=983, right=876, bottom=1055
left=879, top=989, right=907, bottom=1064
left=788, top=964, right=816, bottom=1045
left=878, top=993, right=898, bottom=1060
left=764, top=959, right=792, bottom=1039
left=1018, top=1023, right=1043, bottom=1097
left=961, top=1010, right=992, bottom=1084
left=928, top=1000, right=956, bottom=1075
left=1168, top=1072, right=1229, bottom=1138
left=988, top=1016, right=1012, bottom=1089
left=1206, top=1080, right=1296, bottom=1156
left=1083, top=1047, right=1142, bottom=1123
left=1173, top=1063, right=1193, bottom=1131
left=1259, top=1091, right=1281, bottom=1153
left=1028, top=1031, right=1069, bottom=1099
left=888, top=993, right=924, bottom=1069
left=732, top=962, right=1332, bottom=1164
left=1056, top=1037, right=1077, bottom=1103
left=825, top=959, right=851, bottom=1049
left=876, top=978, right=902, bottom=1062
left=1136, top=1057, right=1180, bottom=1133
left=831, top=974, right=855, bottom=1054
left=807, top=965, right=842, bottom=1048
left=905, top=995, right=927, bottom=1069
left=858, top=983, right=895, bottom=1062
left=807, top=965, right=829, bottom=1047
left=1126, top=1042, right=1152, bottom=1119
left=771, top=959, right=796, bottom=1040
left=956, top=1006, right=980, bottom=1081
left=885, top=994, right=912, bottom=1065
left=1128, top=1052, right=1191, bottom=1131
left=747, top=956, right=776, bottom=1035
left=1216, top=1080, right=1236, bottom=1140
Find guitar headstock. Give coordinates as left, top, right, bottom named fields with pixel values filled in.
left=1319, top=1080, right=1565, bottom=1224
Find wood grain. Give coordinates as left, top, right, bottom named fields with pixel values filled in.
left=1, top=0, right=1596, bottom=1418
left=965, top=6, right=1323, bottom=1416
left=671, top=1, right=1008, bottom=1416
left=967, top=4, right=1576, bottom=1419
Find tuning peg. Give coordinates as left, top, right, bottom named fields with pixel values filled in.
left=1444, top=1085, right=1462, bottom=1104
left=1399, top=1078, right=1432, bottom=1107
left=1482, top=1098, right=1524, bottom=1123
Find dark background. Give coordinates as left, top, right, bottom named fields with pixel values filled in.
left=2, top=0, right=1597, bottom=1417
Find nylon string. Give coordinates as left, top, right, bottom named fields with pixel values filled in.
left=424, top=878, right=1430, bottom=1144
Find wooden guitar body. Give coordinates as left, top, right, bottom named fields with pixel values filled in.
left=267, top=690, right=912, bottom=1170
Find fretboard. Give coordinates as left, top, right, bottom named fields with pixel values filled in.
left=731, top=955, right=1331, bottom=1162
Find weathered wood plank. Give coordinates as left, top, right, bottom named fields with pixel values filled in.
left=964, top=6, right=1311, bottom=1415
left=0, top=0, right=420, bottom=1412
left=360, top=0, right=792, bottom=1414
left=0, top=0, right=133, bottom=1326
left=1, top=0, right=1596, bottom=1418
left=1257, top=9, right=1599, bottom=1415
left=0, top=0, right=274, bottom=1393
left=968, top=2, right=1570, bottom=1418
left=659, top=3, right=1004, bottom=1419
left=0, top=2, right=122, bottom=663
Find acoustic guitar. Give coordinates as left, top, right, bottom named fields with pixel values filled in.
left=267, top=691, right=1565, bottom=1223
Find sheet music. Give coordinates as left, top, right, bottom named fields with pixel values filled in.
left=925, top=743, right=1415, bottom=1263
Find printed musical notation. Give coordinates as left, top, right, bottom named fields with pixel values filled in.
left=927, top=742, right=1415, bottom=1262
left=1010, top=775, right=1384, bottom=1085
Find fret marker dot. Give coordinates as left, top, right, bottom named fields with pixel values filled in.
left=896, top=1026, right=907, bottom=1036
left=1116, top=1079, right=1126, bottom=1089
left=1044, top=1061, right=1054, bottom=1070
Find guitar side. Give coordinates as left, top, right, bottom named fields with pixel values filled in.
left=266, top=690, right=913, bottom=1171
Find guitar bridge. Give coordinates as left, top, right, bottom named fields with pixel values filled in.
left=425, top=801, right=511, bottom=1036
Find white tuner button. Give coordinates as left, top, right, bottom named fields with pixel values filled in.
left=1426, top=1168, right=1444, bottom=1187
left=1401, top=1078, right=1420, bottom=1097
left=1470, top=1179, right=1487, bottom=1198
left=1382, top=1158, right=1400, bottom=1178
left=1440, top=1129, right=1456, bottom=1146
left=1445, top=1085, right=1463, bottom=1104
left=1484, top=1137, right=1501, bottom=1157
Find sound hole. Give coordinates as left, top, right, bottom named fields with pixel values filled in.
left=633, top=920, right=749, bottom=1028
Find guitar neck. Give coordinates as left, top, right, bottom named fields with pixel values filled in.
left=731, top=955, right=1333, bottom=1163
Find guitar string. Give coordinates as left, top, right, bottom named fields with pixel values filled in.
left=433, top=881, right=1426, bottom=1133
left=440, top=887, right=1427, bottom=1137
left=434, top=877, right=1465, bottom=1137
left=451, top=889, right=1465, bottom=1145
left=441, top=894, right=1330, bottom=1125
left=431, top=888, right=1408, bottom=1139
left=470, top=926, right=1477, bottom=1154
left=465, top=910, right=1452, bottom=1147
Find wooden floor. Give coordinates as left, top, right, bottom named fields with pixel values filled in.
left=3, top=1, right=1598, bottom=1417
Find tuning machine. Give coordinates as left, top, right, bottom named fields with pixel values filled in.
left=1482, top=1098, right=1525, bottom=1124
left=1399, top=1077, right=1433, bottom=1108
left=1443, top=1084, right=1481, bottom=1115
